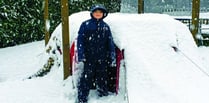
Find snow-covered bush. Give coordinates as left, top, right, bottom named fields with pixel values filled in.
left=0, top=0, right=43, bottom=48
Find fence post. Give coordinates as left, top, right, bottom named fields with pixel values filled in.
left=192, top=0, right=200, bottom=44
left=44, top=0, right=50, bottom=46
left=61, top=0, right=71, bottom=80
left=138, top=0, right=144, bottom=14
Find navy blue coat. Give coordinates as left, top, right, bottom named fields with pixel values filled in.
left=76, top=5, right=116, bottom=102
left=77, top=14, right=115, bottom=64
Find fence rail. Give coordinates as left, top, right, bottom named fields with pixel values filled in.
left=176, top=18, right=209, bottom=28
left=162, top=8, right=209, bottom=16
left=163, top=8, right=209, bottom=13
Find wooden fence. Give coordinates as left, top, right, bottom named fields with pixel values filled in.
left=176, top=18, right=209, bottom=46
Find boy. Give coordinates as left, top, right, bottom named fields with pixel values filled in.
left=77, top=4, right=116, bottom=103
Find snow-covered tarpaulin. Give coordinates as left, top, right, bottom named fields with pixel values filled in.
left=1, top=11, right=209, bottom=103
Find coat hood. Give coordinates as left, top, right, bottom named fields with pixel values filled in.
left=90, top=4, right=108, bottom=19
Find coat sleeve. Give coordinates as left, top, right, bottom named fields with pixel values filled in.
left=107, top=26, right=116, bottom=64
left=77, top=22, right=86, bottom=62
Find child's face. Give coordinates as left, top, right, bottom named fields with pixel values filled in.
left=92, top=10, right=103, bottom=20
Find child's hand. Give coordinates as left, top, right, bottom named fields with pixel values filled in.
left=77, top=61, right=84, bottom=69
left=110, top=59, right=116, bottom=67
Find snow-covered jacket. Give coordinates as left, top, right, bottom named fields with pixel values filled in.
left=77, top=4, right=115, bottom=64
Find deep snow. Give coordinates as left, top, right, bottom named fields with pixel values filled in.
left=1, top=12, right=209, bottom=103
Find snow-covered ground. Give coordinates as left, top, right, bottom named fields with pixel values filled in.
left=1, top=12, right=209, bottom=103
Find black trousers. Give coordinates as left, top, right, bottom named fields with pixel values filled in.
left=77, top=60, right=108, bottom=102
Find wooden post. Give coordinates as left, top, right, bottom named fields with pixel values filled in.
left=61, top=0, right=71, bottom=80
left=44, top=0, right=50, bottom=46
left=138, top=0, right=144, bottom=14
left=192, top=0, right=200, bottom=44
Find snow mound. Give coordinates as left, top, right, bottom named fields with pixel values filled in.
left=51, top=11, right=209, bottom=103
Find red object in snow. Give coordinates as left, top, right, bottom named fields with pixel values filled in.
left=116, top=48, right=124, bottom=94
left=70, top=42, right=75, bottom=70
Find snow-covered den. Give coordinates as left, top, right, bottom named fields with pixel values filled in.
left=1, top=12, right=209, bottom=103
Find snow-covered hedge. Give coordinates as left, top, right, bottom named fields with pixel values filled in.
left=0, top=0, right=44, bottom=48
